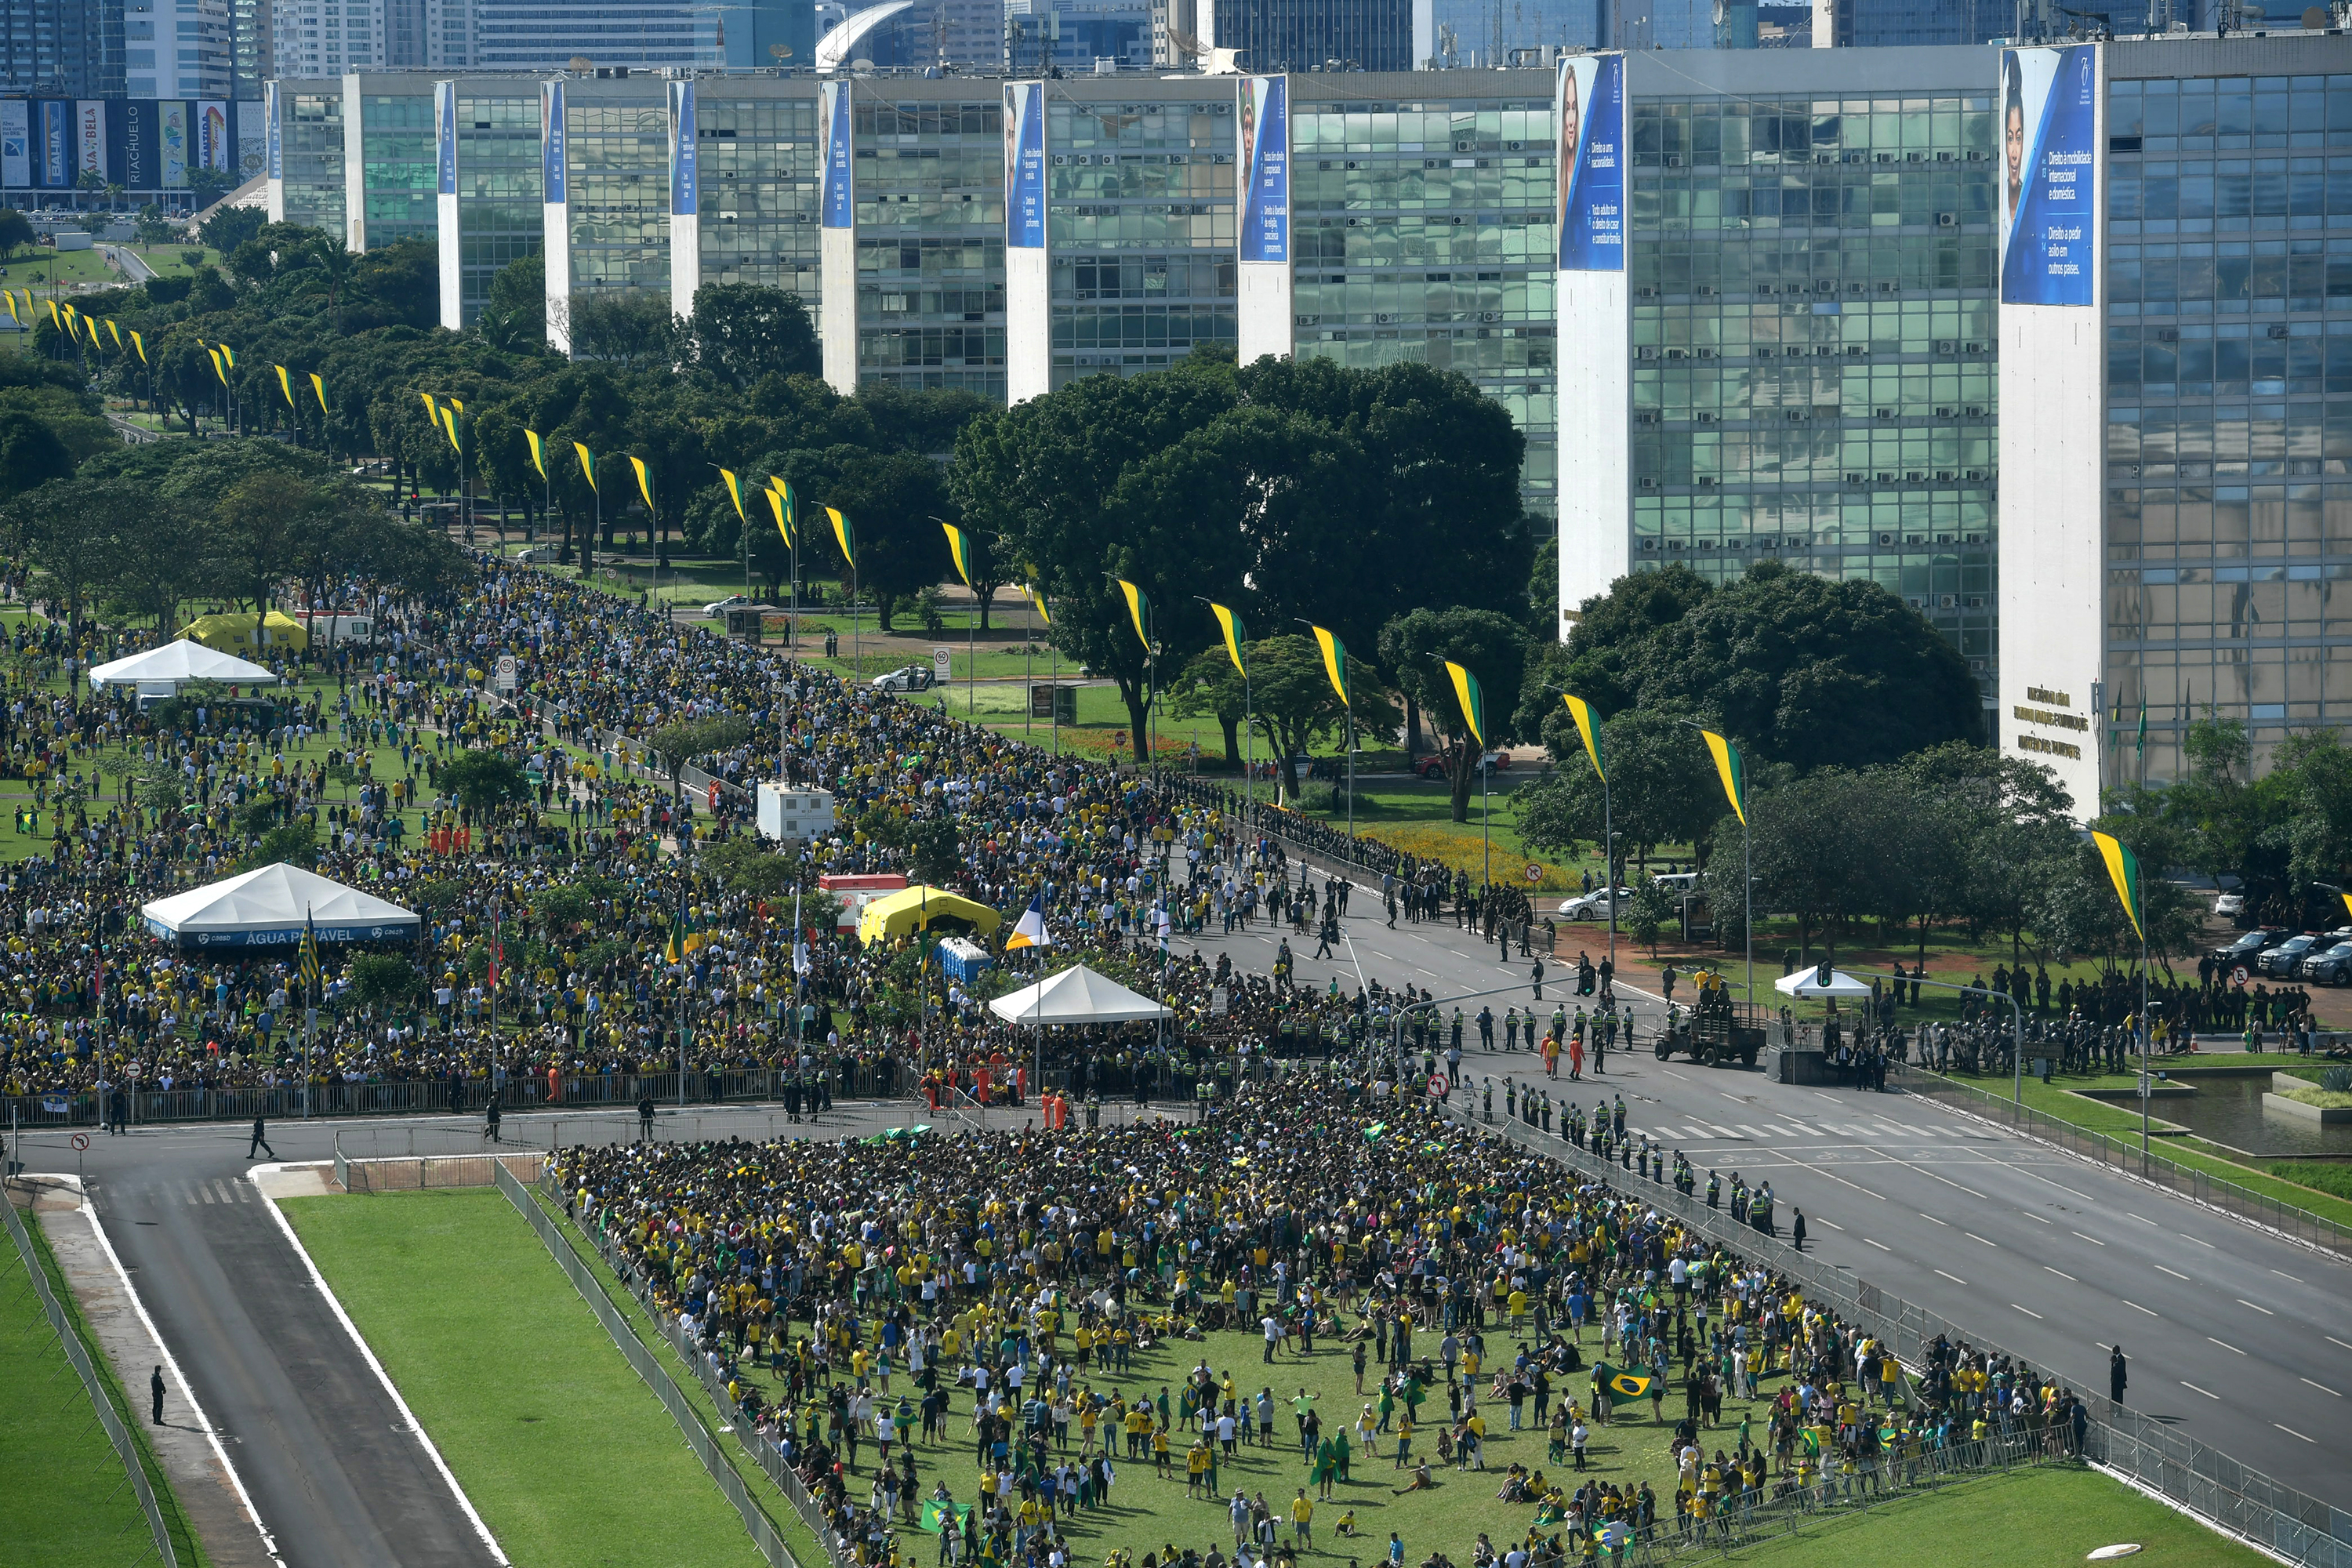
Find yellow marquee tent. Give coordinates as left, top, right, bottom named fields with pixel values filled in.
left=180, top=610, right=310, bottom=654
left=855, top=886, right=1002, bottom=946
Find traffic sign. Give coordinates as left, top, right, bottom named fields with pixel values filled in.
left=495, top=654, right=518, bottom=693
left=933, top=647, right=953, bottom=681
left=71, top=1132, right=89, bottom=1151
left=1525, top=862, right=1543, bottom=884
left=1427, top=1073, right=1450, bottom=1098
left=2231, top=964, right=2249, bottom=986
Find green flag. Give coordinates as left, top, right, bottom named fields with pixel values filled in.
left=1594, top=1363, right=1654, bottom=1410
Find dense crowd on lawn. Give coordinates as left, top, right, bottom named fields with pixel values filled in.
left=548, top=1081, right=2090, bottom=1568
left=0, top=561, right=1516, bottom=1110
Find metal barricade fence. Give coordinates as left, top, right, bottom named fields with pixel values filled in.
left=1446, top=1087, right=2352, bottom=1568
left=492, top=1161, right=802, bottom=1568
left=2, top=1178, right=181, bottom=1568
left=1889, top=1064, right=2352, bottom=1259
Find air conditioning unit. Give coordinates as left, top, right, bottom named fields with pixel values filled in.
left=1667, top=348, right=1687, bottom=359
left=1907, top=470, right=1924, bottom=482
left=1640, top=538, right=1658, bottom=549
left=1667, top=154, right=1683, bottom=167
left=1879, top=281, right=1899, bottom=292
left=1936, top=213, right=1957, bottom=227
left=1846, top=472, right=1868, bottom=484
left=1637, top=412, right=1659, bottom=424
left=1878, top=532, right=1896, bottom=545
left=1875, top=472, right=1894, bottom=484
left=1936, top=406, right=1953, bottom=418
left=1965, top=342, right=1986, bottom=353
left=1636, top=347, right=1657, bottom=359
left=1965, top=533, right=1983, bottom=544
left=1697, top=412, right=1715, bottom=423
left=1815, top=346, right=1834, bottom=356
left=1788, top=410, right=1806, bottom=422
left=1936, top=339, right=1958, bottom=354
left=1639, top=478, right=1659, bottom=488
left=1697, top=348, right=1715, bottom=358
left=1639, top=286, right=1658, bottom=297
left=1965, top=469, right=1985, bottom=481
left=1846, top=345, right=1865, bottom=356
left=1965, top=404, right=1984, bottom=416
left=1697, top=477, right=1715, bottom=487
left=1907, top=596, right=1926, bottom=609
left=1875, top=407, right=1896, bottom=419
left=1698, top=285, right=1717, bottom=295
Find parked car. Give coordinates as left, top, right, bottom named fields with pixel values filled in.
left=2256, top=933, right=2321, bottom=977
left=2302, top=942, right=2352, bottom=985
left=1653, top=872, right=1700, bottom=897
left=703, top=593, right=753, bottom=619
left=2213, top=890, right=2246, bottom=917
left=2212, top=927, right=2284, bottom=967
left=871, top=664, right=938, bottom=693
left=1414, top=748, right=1513, bottom=781
left=1559, top=887, right=1633, bottom=920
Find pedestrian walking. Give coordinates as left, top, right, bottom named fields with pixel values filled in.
left=1530, top=958, right=1544, bottom=1001
left=2109, top=1345, right=2128, bottom=1406
left=1790, top=1210, right=1807, bottom=1252
left=248, top=1114, right=276, bottom=1160
left=637, top=1094, right=656, bottom=1141
left=151, top=1365, right=165, bottom=1425
left=485, top=1098, right=503, bottom=1144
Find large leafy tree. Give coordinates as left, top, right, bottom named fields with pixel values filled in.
left=685, top=282, right=820, bottom=387
left=822, top=449, right=956, bottom=633
left=1377, top=607, right=1530, bottom=823
left=1515, top=706, right=1722, bottom=881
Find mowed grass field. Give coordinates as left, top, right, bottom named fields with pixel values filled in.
left=1723, top=1463, right=2270, bottom=1567
left=0, top=1201, right=213, bottom=1568
left=281, top=1188, right=764, bottom=1568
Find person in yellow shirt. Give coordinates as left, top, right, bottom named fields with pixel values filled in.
left=1289, top=1489, right=1314, bottom=1548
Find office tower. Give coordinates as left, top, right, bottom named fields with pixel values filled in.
left=125, top=0, right=231, bottom=100
left=272, top=0, right=384, bottom=73
left=1201, top=0, right=1417, bottom=72
left=2, top=0, right=127, bottom=98
left=468, top=0, right=721, bottom=69
left=1004, top=0, right=1151, bottom=73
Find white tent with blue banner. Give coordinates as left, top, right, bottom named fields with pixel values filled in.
left=141, top=862, right=419, bottom=949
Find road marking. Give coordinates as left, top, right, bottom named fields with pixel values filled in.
left=2122, top=1301, right=2158, bottom=1316
left=2155, top=1265, right=2193, bottom=1281
left=2235, top=1298, right=2274, bottom=1316
left=1737, top=1125, right=1769, bottom=1139
left=1759, top=1125, right=1798, bottom=1138
left=1935, top=1269, right=1968, bottom=1285
left=1919, top=1213, right=1950, bottom=1225
left=2011, top=1303, right=2042, bottom=1319
left=1814, top=1217, right=1843, bottom=1231
left=2128, top=1213, right=2159, bottom=1225
left=1812, top=1092, right=1841, bottom=1102
left=197, top=1183, right=214, bottom=1204
left=1720, top=1093, right=1745, bottom=1103
left=2020, top=1210, right=2053, bottom=1224
left=1663, top=1069, right=1690, bottom=1081
left=2328, top=1336, right=2352, bottom=1353
left=2299, top=1377, right=2340, bottom=1397
left=1864, top=1238, right=1892, bottom=1250
left=2180, top=1233, right=2214, bottom=1247
left=1705, top=1123, right=1745, bottom=1140
left=2044, top=1266, right=2076, bottom=1282
left=2181, top=1381, right=2218, bottom=1399
left=2274, top=1424, right=2315, bottom=1444
left=2206, top=1337, right=2246, bottom=1356
left=2272, top=1269, right=2301, bottom=1283
left=2071, top=1231, right=2106, bottom=1246
left=1965, top=1232, right=1998, bottom=1247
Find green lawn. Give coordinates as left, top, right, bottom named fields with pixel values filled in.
left=1722, top=1462, right=2263, bottom=1567
left=0, top=1203, right=213, bottom=1568
left=281, top=1189, right=765, bottom=1568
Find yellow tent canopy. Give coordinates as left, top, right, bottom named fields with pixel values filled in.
left=856, top=886, right=1002, bottom=946
left=180, top=610, right=310, bottom=654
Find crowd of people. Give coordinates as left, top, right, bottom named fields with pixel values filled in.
left=0, top=559, right=1504, bottom=1121
left=548, top=1080, right=2090, bottom=1568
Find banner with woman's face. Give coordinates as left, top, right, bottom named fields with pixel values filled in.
left=1555, top=54, right=1624, bottom=274
left=1999, top=45, right=2100, bottom=307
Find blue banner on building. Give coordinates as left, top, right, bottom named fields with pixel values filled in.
left=1555, top=53, right=1624, bottom=272
left=821, top=80, right=853, bottom=229
left=542, top=80, right=566, bottom=205
left=38, top=100, right=70, bottom=187
left=1240, top=75, right=1288, bottom=266
left=435, top=82, right=456, bottom=196
left=265, top=82, right=281, bottom=183
left=670, top=81, right=698, bottom=216
left=1004, top=82, right=1045, bottom=251
left=2000, top=45, right=2097, bottom=307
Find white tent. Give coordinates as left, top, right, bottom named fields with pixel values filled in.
left=1774, top=967, right=1874, bottom=1000
left=142, top=862, right=419, bottom=949
left=989, top=964, right=1173, bottom=1025
left=88, top=639, right=281, bottom=696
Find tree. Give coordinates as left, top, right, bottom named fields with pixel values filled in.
left=1377, top=607, right=1530, bottom=822
left=1516, top=564, right=1714, bottom=736
left=102, top=490, right=207, bottom=632
left=572, top=292, right=679, bottom=370
left=0, top=208, right=31, bottom=256
left=209, top=470, right=320, bottom=613
left=343, top=238, right=437, bottom=332
left=0, top=409, right=75, bottom=499
left=478, top=251, right=546, bottom=350
left=686, top=282, right=819, bottom=387
left=825, top=449, right=954, bottom=632
left=440, top=750, right=530, bottom=813
left=1182, top=634, right=1399, bottom=802
left=1619, top=560, right=1981, bottom=772
left=7, top=476, right=127, bottom=630
left=1515, top=706, right=1721, bottom=880
left=349, top=953, right=420, bottom=1011
left=648, top=716, right=752, bottom=797
left=909, top=815, right=961, bottom=885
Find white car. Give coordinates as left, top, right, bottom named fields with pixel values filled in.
left=703, top=593, right=753, bottom=619
left=1559, top=887, right=1633, bottom=920
left=870, top=664, right=938, bottom=693
left=2213, top=891, right=2245, bottom=917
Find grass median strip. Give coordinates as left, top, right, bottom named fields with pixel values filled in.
left=1719, top=1462, right=2266, bottom=1566
left=281, top=1188, right=764, bottom=1568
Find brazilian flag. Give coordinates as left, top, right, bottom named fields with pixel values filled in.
left=1700, top=729, right=1748, bottom=826
left=1443, top=659, right=1486, bottom=747
left=1595, top=1363, right=1654, bottom=1409
left=1562, top=693, right=1606, bottom=782
left=2090, top=830, right=2145, bottom=942
left=1310, top=625, right=1348, bottom=706
left=1209, top=601, right=1247, bottom=677
left=942, top=521, right=979, bottom=588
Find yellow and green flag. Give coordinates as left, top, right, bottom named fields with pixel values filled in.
left=1310, top=625, right=1348, bottom=706
left=719, top=466, right=747, bottom=521
left=2089, top=830, right=2145, bottom=942
left=440, top=404, right=462, bottom=452
left=309, top=371, right=327, bottom=413
left=419, top=390, right=439, bottom=421
left=573, top=441, right=597, bottom=491
left=129, top=328, right=146, bottom=364
left=629, top=455, right=655, bottom=510
left=1700, top=728, right=1748, bottom=826
left=828, top=506, right=855, bottom=569
left=1443, top=659, right=1485, bottom=748
left=1562, top=694, right=1606, bottom=783
left=942, top=521, right=978, bottom=587
left=764, top=485, right=793, bottom=547
left=106, top=318, right=122, bottom=348
left=1208, top=601, right=1247, bottom=677
left=1025, top=583, right=1051, bottom=626
left=2, top=292, right=15, bottom=322
left=207, top=347, right=227, bottom=385
left=217, top=342, right=234, bottom=370
left=524, top=428, right=547, bottom=479
left=1594, top=1363, right=1654, bottom=1409
left=275, top=364, right=294, bottom=406
left=1116, top=578, right=1152, bottom=652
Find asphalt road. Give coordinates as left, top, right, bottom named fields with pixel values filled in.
left=12, top=883, right=2347, bottom=1563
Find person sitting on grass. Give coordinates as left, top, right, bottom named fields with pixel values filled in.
left=1392, top=1459, right=1436, bottom=1495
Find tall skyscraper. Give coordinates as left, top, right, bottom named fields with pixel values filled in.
left=125, top=0, right=231, bottom=99
left=469, top=0, right=720, bottom=68
left=272, top=0, right=386, bottom=73
left=5, top=0, right=129, bottom=98
left=1203, top=0, right=1417, bottom=71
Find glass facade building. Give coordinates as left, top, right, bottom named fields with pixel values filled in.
left=279, top=84, right=346, bottom=233
left=354, top=86, right=437, bottom=247
left=695, top=91, right=822, bottom=300
left=452, top=89, right=543, bottom=324
left=1046, top=90, right=1237, bottom=389
left=1625, top=79, right=1998, bottom=694
left=1203, top=0, right=1416, bottom=72
left=855, top=95, right=1006, bottom=397
left=1291, top=85, right=1559, bottom=513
